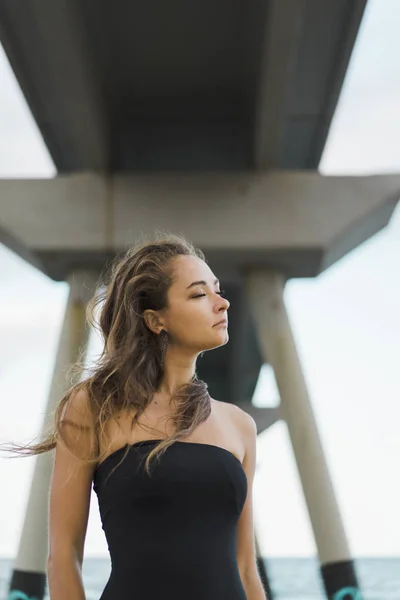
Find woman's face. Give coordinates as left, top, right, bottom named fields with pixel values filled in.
left=161, top=255, right=230, bottom=353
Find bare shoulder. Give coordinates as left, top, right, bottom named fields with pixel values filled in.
left=62, top=385, right=93, bottom=425
left=214, top=399, right=255, bottom=430
left=59, top=385, right=98, bottom=459
left=212, top=399, right=257, bottom=455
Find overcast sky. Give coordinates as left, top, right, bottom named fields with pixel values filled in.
left=0, top=0, right=399, bottom=559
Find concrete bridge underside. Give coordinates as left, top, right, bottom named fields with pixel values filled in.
left=0, top=0, right=367, bottom=172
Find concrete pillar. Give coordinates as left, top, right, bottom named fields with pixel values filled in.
left=245, top=270, right=362, bottom=600
left=8, top=270, right=97, bottom=600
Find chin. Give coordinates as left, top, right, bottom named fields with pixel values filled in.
left=213, top=330, right=229, bottom=348
left=198, top=330, right=229, bottom=353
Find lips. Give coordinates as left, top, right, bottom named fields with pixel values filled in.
left=214, top=319, right=228, bottom=327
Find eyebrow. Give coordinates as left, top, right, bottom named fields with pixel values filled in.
left=186, top=278, right=220, bottom=290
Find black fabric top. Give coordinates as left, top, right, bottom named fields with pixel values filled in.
left=93, top=439, right=248, bottom=600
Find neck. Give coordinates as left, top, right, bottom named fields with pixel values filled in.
left=156, top=345, right=198, bottom=399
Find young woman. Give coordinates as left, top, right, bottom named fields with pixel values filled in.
left=12, top=233, right=266, bottom=600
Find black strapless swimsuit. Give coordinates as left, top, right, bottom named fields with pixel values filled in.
left=92, top=439, right=248, bottom=599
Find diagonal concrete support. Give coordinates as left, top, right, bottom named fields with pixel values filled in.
left=245, top=270, right=362, bottom=600
left=8, top=270, right=97, bottom=600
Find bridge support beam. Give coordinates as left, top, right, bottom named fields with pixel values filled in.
left=8, top=270, right=96, bottom=600
left=246, top=270, right=362, bottom=600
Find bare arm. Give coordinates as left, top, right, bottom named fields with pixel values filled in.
left=47, top=389, right=97, bottom=600
left=235, top=409, right=268, bottom=600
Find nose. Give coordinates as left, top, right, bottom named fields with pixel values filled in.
left=217, top=293, right=230, bottom=311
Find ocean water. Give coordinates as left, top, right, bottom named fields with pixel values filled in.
left=0, top=556, right=398, bottom=599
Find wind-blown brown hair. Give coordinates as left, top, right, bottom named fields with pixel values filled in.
left=6, top=232, right=212, bottom=476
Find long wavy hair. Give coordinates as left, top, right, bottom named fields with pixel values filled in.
left=5, top=232, right=212, bottom=476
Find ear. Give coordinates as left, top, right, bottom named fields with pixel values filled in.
left=143, top=309, right=164, bottom=335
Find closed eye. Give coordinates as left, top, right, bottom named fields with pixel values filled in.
left=192, top=289, right=226, bottom=298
